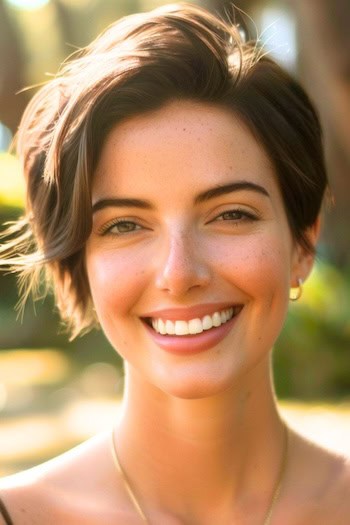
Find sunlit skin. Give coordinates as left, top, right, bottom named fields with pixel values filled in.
left=86, top=101, right=310, bottom=399
left=84, top=100, right=317, bottom=523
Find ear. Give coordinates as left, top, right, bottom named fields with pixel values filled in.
left=291, top=215, right=321, bottom=287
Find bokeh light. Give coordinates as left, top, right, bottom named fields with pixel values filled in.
left=5, top=0, right=50, bottom=10
left=0, top=153, right=24, bottom=207
left=0, top=122, right=12, bottom=152
left=260, top=7, right=296, bottom=71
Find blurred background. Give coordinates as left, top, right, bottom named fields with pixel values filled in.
left=0, top=0, right=349, bottom=477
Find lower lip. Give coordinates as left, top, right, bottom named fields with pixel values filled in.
left=142, top=312, right=241, bottom=356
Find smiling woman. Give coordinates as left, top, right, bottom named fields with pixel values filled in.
left=85, top=102, right=300, bottom=400
left=0, top=3, right=349, bottom=525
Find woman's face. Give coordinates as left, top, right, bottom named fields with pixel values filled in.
left=85, top=100, right=312, bottom=399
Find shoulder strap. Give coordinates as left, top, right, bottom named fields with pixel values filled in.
left=0, top=496, right=14, bottom=525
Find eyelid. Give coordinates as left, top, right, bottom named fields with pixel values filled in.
left=97, top=217, right=143, bottom=236
left=218, top=208, right=258, bottom=219
left=207, top=205, right=261, bottom=223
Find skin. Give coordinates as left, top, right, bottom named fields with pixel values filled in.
left=1, top=100, right=349, bottom=525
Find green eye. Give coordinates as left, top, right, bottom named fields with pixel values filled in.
left=101, top=219, right=142, bottom=236
left=113, top=221, right=138, bottom=233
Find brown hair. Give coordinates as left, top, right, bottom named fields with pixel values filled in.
left=0, top=3, right=328, bottom=338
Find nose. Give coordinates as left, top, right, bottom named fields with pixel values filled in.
left=155, top=229, right=211, bottom=296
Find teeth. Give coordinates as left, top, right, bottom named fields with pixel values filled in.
left=212, top=312, right=221, bottom=327
left=188, top=318, right=203, bottom=334
left=151, top=307, right=237, bottom=336
left=158, top=318, right=166, bottom=335
left=165, top=320, right=175, bottom=335
left=202, top=315, right=213, bottom=331
left=175, top=320, right=188, bottom=335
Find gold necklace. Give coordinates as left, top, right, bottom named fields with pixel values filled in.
left=111, top=424, right=289, bottom=525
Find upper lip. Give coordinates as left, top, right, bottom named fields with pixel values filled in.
left=141, top=302, right=242, bottom=321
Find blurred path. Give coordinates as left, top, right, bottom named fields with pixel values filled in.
left=0, top=349, right=349, bottom=476
left=1, top=398, right=349, bottom=477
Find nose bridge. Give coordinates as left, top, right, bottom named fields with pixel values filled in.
left=155, top=224, right=210, bottom=295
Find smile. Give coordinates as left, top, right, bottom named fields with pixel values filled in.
left=150, top=306, right=239, bottom=336
left=142, top=304, right=243, bottom=355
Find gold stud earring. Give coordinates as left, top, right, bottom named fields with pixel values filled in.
left=290, top=277, right=303, bottom=301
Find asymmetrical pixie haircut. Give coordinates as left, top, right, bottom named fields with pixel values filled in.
left=0, top=3, right=328, bottom=338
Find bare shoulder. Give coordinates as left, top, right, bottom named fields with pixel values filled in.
left=0, top=431, right=129, bottom=524
left=325, top=453, right=350, bottom=522
left=286, top=428, right=350, bottom=524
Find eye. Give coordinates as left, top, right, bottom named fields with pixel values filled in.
left=214, top=209, right=258, bottom=222
left=99, top=219, right=143, bottom=236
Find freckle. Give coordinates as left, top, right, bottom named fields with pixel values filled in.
left=244, top=391, right=251, bottom=401
left=183, top=127, right=186, bottom=131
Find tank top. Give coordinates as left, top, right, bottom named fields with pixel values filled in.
left=0, top=497, right=14, bottom=525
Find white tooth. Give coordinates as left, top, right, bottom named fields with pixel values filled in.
left=175, top=320, right=189, bottom=335
left=165, top=320, right=175, bottom=335
left=227, top=307, right=234, bottom=320
left=202, top=315, right=213, bottom=330
left=152, top=318, right=158, bottom=331
left=188, top=318, right=203, bottom=334
left=158, top=318, right=166, bottom=335
left=212, top=311, right=222, bottom=327
left=220, top=310, right=227, bottom=323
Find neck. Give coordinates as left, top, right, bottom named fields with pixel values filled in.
left=114, top=356, right=285, bottom=523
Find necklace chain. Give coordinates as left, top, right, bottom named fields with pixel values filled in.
left=111, top=424, right=289, bottom=525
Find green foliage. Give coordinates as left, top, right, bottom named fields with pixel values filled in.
left=0, top=153, right=24, bottom=208
left=274, top=261, right=350, bottom=399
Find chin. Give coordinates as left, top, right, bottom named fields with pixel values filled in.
left=154, top=365, right=245, bottom=400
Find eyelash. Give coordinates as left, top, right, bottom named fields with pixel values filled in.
left=212, top=208, right=258, bottom=223
left=98, top=208, right=258, bottom=236
left=99, top=218, right=142, bottom=236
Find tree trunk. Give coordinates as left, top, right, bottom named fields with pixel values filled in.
left=0, top=0, right=28, bottom=134
left=292, top=0, right=350, bottom=266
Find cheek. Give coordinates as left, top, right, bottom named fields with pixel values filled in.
left=212, top=232, right=292, bottom=301
left=210, top=233, right=293, bottom=354
left=85, top=247, right=149, bottom=322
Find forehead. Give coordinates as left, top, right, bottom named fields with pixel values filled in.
left=92, top=100, right=278, bottom=200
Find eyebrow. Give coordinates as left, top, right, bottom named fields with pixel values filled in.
left=91, top=181, right=270, bottom=214
left=92, top=197, right=152, bottom=214
left=194, top=181, right=270, bottom=204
